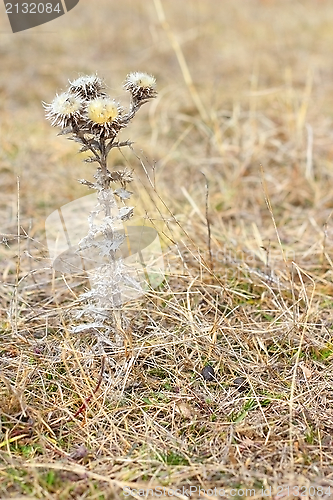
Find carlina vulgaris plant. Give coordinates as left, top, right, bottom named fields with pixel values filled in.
left=44, top=72, right=157, bottom=351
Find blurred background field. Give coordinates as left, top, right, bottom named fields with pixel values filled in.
left=2, top=0, right=333, bottom=498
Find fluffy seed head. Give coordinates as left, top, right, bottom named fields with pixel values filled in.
left=124, top=72, right=157, bottom=100
left=69, top=75, right=106, bottom=100
left=125, top=72, right=156, bottom=89
left=43, top=92, right=83, bottom=128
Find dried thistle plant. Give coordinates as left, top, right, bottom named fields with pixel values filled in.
left=44, top=72, right=157, bottom=346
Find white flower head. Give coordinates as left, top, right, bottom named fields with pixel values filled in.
left=69, top=74, right=106, bottom=100
left=43, top=92, right=83, bottom=128
left=124, top=72, right=157, bottom=100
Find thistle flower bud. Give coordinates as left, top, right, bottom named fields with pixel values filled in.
left=124, top=72, right=157, bottom=101
left=43, top=92, right=83, bottom=128
left=69, top=75, right=106, bottom=100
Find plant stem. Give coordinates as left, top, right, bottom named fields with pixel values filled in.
left=98, top=134, right=124, bottom=341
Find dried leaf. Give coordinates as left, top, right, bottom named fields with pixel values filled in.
left=118, top=206, right=134, bottom=221
left=114, top=188, right=132, bottom=200
left=57, top=126, right=73, bottom=135
left=78, top=179, right=96, bottom=189
left=79, top=145, right=90, bottom=153
left=176, top=402, right=195, bottom=419
left=299, top=362, right=312, bottom=380
left=84, top=157, right=99, bottom=163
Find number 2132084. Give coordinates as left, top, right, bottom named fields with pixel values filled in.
left=6, top=3, right=61, bottom=14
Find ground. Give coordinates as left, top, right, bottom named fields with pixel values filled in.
left=1, top=0, right=333, bottom=498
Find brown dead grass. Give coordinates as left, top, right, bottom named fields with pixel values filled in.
left=1, top=0, right=333, bottom=498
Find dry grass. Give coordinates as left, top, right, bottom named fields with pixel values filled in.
left=2, top=0, right=333, bottom=498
